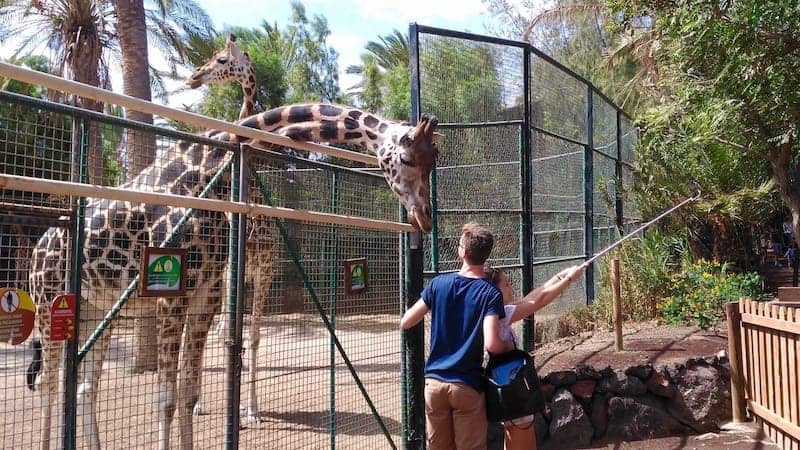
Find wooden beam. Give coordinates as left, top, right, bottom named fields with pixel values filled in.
left=0, top=62, right=378, bottom=166
left=0, top=173, right=414, bottom=233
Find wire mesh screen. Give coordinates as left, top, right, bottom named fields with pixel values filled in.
left=414, top=26, right=638, bottom=344
left=0, top=91, right=406, bottom=449
left=240, top=149, right=403, bottom=449
left=417, top=32, right=525, bottom=276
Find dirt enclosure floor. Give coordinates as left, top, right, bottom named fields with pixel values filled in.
left=1, top=313, right=403, bottom=450
left=534, top=321, right=730, bottom=374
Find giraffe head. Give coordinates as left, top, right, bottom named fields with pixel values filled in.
left=186, top=34, right=254, bottom=90
left=380, top=114, right=440, bottom=233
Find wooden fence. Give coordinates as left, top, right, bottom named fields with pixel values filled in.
left=729, top=299, right=800, bottom=450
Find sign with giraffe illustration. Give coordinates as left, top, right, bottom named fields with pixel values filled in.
left=140, top=247, right=188, bottom=297
left=0, top=287, right=35, bottom=345
left=50, top=294, right=76, bottom=341
left=344, top=258, right=369, bottom=295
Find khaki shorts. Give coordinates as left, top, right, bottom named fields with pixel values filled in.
left=424, top=378, right=488, bottom=450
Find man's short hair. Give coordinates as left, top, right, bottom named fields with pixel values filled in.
left=461, top=222, right=494, bottom=265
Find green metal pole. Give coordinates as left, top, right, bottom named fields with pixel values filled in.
left=328, top=172, right=339, bottom=450
left=521, top=45, right=534, bottom=350
left=405, top=22, right=426, bottom=450
left=584, top=85, right=595, bottom=304
left=225, top=147, right=245, bottom=449
left=64, top=117, right=88, bottom=450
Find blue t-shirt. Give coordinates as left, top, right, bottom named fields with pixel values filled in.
left=421, top=272, right=505, bottom=390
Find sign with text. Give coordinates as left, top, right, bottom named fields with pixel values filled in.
left=140, top=247, right=187, bottom=297
left=50, top=294, right=76, bottom=342
left=344, top=258, right=368, bottom=295
left=0, top=288, right=35, bottom=345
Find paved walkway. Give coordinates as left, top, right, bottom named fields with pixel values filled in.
left=567, top=422, right=779, bottom=450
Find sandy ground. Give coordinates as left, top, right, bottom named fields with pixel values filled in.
left=1, top=313, right=403, bottom=450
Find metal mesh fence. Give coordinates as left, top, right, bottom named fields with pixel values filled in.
left=412, top=25, right=639, bottom=346
left=0, top=91, right=405, bottom=449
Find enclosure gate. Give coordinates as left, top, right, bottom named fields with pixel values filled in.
left=409, top=24, right=639, bottom=347
left=734, top=299, right=800, bottom=450
left=404, top=24, right=639, bottom=449
left=0, top=89, right=410, bottom=450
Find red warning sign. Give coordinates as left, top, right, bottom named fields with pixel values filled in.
left=50, top=294, right=76, bottom=342
left=0, top=288, right=36, bottom=345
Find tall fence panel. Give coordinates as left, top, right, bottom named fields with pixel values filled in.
left=0, top=87, right=407, bottom=450
left=411, top=24, right=640, bottom=346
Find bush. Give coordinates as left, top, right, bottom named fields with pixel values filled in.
left=661, top=259, right=765, bottom=329
left=594, top=230, right=681, bottom=325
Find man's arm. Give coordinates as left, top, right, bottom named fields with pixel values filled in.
left=484, top=314, right=514, bottom=354
left=400, top=298, right=429, bottom=329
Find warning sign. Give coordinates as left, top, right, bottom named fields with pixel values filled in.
left=0, top=288, right=35, bottom=345
left=50, top=294, right=76, bottom=342
left=344, top=258, right=369, bottom=296
left=140, top=247, right=187, bottom=297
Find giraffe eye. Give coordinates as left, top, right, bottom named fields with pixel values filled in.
left=217, top=57, right=228, bottom=64
left=399, top=154, right=415, bottom=166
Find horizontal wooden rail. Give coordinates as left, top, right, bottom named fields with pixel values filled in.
left=748, top=401, right=800, bottom=441
left=0, top=173, right=414, bottom=233
left=741, top=313, right=800, bottom=334
left=0, top=62, right=377, bottom=166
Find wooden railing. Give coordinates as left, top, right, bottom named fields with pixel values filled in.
left=729, top=299, right=800, bottom=450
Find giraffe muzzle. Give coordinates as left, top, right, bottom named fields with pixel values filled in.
left=409, top=207, right=433, bottom=234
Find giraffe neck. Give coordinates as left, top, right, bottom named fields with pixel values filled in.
left=240, top=104, right=407, bottom=156
left=238, top=66, right=258, bottom=120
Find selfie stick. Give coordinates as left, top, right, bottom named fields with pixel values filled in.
left=581, top=182, right=701, bottom=268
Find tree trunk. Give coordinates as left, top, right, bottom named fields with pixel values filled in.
left=65, top=4, right=104, bottom=185
left=115, top=0, right=156, bottom=178
left=768, top=143, right=800, bottom=249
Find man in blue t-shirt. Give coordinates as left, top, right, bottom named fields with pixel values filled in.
left=401, top=222, right=512, bottom=450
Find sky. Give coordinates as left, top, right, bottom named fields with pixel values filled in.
left=180, top=0, right=502, bottom=106
left=1, top=0, right=533, bottom=107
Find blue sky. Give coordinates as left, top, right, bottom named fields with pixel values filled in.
left=197, top=0, right=498, bottom=95
left=1, top=0, right=532, bottom=107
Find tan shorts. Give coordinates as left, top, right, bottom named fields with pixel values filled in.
left=424, top=378, right=488, bottom=450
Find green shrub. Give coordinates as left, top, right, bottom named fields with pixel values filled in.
left=595, top=230, right=681, bottom=325
left=661, top=259, right=765, bottom=329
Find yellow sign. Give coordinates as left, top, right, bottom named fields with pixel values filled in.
left=0, top=288, right=36, bottom=345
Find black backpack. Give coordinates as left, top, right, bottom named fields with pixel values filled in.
left=484, top=349, right=544, bottom=422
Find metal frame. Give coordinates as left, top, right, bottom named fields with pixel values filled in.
left=407, top=23, right=638, bottom=446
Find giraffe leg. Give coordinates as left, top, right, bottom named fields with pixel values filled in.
left=244, top=262, right=272, bottom=423
left=35, top=306, right=61, bottom=450
left=177, top=296, right=219, bottom=450
left=76, top=302, right=113, bottom=450
left=157, top=297, right=186, bottom=450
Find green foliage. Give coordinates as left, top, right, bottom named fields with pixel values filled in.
left=194, top=1, right=340, bottom=121
left=345, top=29, right=410, bottom=120
left=606, top=0, right=800, bottom=263
left=661, top=259, right=765, bottom=329
left=595, top=230, right=680, bottom=324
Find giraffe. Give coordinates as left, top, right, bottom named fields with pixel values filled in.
left=28, top=103, right=439, bottom=449
left=185, top=32, right=272, bottom=421
left=186, top=34, right=259, bottom=121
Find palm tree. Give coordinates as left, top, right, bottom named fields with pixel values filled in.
left=0, top=0, right=215, bottom=181
left=115, top=0, right=214, bottom=176
left=345, top=29, right=409, bottom=117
